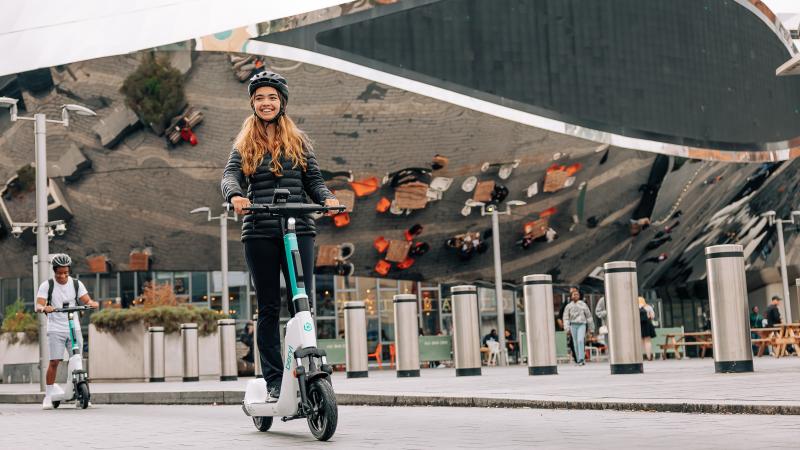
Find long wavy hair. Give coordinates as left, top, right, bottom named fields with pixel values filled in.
left=234, top=109, right=309, bottom=177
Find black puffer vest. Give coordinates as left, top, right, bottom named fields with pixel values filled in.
left=221, top=147, right=335, bottom=240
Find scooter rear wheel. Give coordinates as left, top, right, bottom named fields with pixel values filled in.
left=306, top=378, right=338, bottom=441
left=52, top=401, right=60, bottom=409
left=253, top=416, right=273, bottom=432
left=77, top=383, right=90, bottom=409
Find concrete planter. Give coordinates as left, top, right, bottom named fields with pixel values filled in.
left=0, top=333, right=39, bottom=382
left=88, top=323, right=220, bottom=382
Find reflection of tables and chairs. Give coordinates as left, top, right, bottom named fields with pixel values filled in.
left=773, top=324, right=800, bottom=358
left=751, top=327, right=781, bottom=357
left=660, top=331, right=713, bottom=359
left=367, top=342, right=396, bottom=368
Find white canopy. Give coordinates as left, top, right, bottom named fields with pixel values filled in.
left=0, top=0, right=347, bottom=76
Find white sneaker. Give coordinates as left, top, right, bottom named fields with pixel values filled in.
left=42, top=396, right=54, bottom=410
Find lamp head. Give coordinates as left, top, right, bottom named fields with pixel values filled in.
left=190, top=207, right=211, bottom=215
left=11, top=225, right=23, bottom=238
left=60, top=104, right=96, bottom=128
left=507, top=200, right=527, bottom=207
left=761, top=210, right=776, bottom=225
left=54, top=222, right=67, bottom=236
left=0, top=96, right=19, bottom=121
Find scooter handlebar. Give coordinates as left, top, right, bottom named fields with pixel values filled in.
left=51, top=305, right=92, bottom=313
left=244, top=203, right=346, bottom=216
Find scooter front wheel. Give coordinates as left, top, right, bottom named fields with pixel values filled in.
left=253, top=416, right=273, bottom=432
left=306, top=378, right=338, bottom=441
left=77, top=383, right=90, bottom=409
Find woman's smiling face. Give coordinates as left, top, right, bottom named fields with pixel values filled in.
left=252, top=86, right=281, bottom=122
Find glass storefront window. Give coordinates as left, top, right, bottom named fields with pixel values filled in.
left=378, top=282, right=398, bottom=342
left=20, top=277, right=33, bottom=307
left=421, top=289, right=440, bottom=336
left=191, top=272, right=208, bottom=304
left=315, top=275, right=335, bottom=317
left=173, top=272, right=189, bottom=301
left=317, top=319, right=336, bottom=339
left=98, top=273, right=118, bottom=300
left=120, top=272, right=135, bottom=308
left=79, top=274, right=97, bottom=300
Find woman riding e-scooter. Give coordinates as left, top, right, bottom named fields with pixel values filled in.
left=221, top=70, right=339, bottom=401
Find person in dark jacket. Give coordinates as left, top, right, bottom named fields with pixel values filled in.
left=221, top=71, right=339, bottom=401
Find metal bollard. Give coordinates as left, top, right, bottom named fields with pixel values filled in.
left=344, top=301, right=369, bottom=378
left=604, top=261, right=643, bottom=374
left=148, top=326, right=165, bottom=382
left=394, top=294, right=420, bottom=377
left=218, top=319, right=238, bottom=381
left=181, top=323, right=199, bottom=382
left=523, top=274, right=557, bottom=375
left=451, top=285, right=481, bottom=376
left=706, top=245, right=753, bottom=373
left=253, top=314, right=261, bottom=378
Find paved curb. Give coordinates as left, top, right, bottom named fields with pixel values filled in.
left=2, top=391, right=799, bottom=415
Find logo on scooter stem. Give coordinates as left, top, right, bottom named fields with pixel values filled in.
left=303, top=322, right=312, bottom=332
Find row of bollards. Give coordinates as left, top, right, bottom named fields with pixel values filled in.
left=341, top=244, right=754, bottom=377
left=148, top=319, right=240, bottom=382
left=148, top=245, right=753, bottom=381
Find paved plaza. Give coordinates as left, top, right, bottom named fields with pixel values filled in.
left=3, top=358, right=800, bottom=414
left=1, top=403, right=798, bottom=449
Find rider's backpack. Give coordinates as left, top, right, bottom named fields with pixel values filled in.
left=47, top=278, right=80, bottom=307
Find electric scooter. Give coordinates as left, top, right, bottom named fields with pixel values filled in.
left=241, top=189, right=345, bottom=441
left=49, top=304, right=91, bottom=409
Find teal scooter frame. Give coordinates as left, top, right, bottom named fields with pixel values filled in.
left=241, top=188, right=345, bottom=441
left=48, top=304, right=91, bottom=409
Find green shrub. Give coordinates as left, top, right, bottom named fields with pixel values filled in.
left=90, top=305, right=225, bottom=336
left=1, top=299, right=39, bottom=344
left=120, top=52, right=185, bottom=134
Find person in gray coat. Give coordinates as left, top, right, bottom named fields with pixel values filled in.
left=562, top=287, right=595, bottom=366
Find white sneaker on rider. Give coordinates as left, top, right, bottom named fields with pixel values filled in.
left=42, top=396, right=54, bottom=410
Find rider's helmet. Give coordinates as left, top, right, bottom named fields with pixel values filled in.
left=248, top=70, right=289, bottom=122
left=51, top=253, right=73, bottom=270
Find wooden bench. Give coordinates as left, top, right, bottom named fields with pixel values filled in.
left=653, top=327, right=684, bottom=359
left=659, top=331, right=712, bottom=359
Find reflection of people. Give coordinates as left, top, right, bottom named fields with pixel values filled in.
left=240, top=321, right=254, bottom=363
left=221, top=71, right=340, bottom=402
left=504, top=329, right=518, bottom=363
left=482, top=329, right=498, bottom=346
left=639, top=297, right=657, bottom=361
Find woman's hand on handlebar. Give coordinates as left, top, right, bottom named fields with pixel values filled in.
left=43, top=305, right=55, bottom=314
left=231, top=196, right=251, bottom=216
left=324, top=198, right=341, bottom=217
left=87, top=300, right=99, bottom=309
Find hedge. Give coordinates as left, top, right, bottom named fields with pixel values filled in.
left=90, top=305, right=226, bottom=336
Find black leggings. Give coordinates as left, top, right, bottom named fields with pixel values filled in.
left=244, top=235, right=315, bottom=384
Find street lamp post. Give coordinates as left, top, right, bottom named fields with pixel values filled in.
left=761, top=210, right=800, bottom=323
left=191, top=204, right=237, bottom=316
left=0, top=97, right=96, bottom=392
left=465, top=199, right=526, bottom=366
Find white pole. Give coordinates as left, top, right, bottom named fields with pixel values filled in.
left=220, top=210, right=230, bottom=317
left=34, top=113, right=50, bottom=392
left=490, top=206, right=508, bottom=366
left=776, top=220, right=792, bottom=323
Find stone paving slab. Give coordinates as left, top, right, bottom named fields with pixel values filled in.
left=2, top=358, right=799, bottom=414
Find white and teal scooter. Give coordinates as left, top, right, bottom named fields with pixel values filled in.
left=49, top=304, right=91, bottom=409
left=242, top=189, right=344, bottom=441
